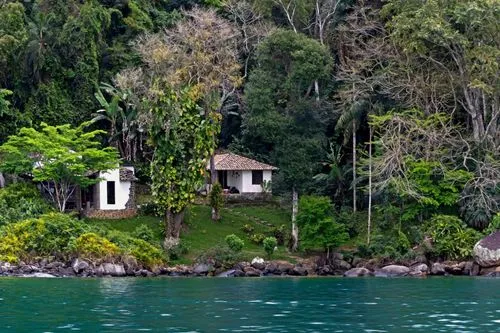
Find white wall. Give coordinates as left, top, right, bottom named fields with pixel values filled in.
left=98, top=167, right=132, bottom=210
left=241, top=170, right=272, bottom=193
left=227, top=170, right=243, bottom=191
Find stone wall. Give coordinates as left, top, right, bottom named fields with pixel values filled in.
left=84, top=209, right=137, bottom=219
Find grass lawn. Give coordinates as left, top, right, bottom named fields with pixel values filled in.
left=86, top=204, right=298, bottom=264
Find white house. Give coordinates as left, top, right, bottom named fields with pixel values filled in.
left=207, top=153, right=277, bottom=194
left=80, top=166, right=137, bottom=219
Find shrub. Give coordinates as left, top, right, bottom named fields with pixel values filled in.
left=210, top=182, right=224, bottom=221
left=263, top=237, right=277, bottom=259
left=0, top=213, right=89, bottom=262
left=297, top=196, right=349, bottom=253
left=138, top=202, right=160, bottom=217
left=70, top=233, right=121, bottom=261
left=196, top=245, right=239, bottom=269
left=132, top=224, right=156, bottom=243
left=0, top=183, right=52, bottom=226
left=484, top=213, right=500, bottom=235
left=167, top=241, right=190, bottom=261
left=427, top=215, right=482, bottom=260
left=225, top=234, right=244, bottom=253
left=241, top=224, right=254, bottom=234
left=249, top=233, right=266, bottom=244
left=268, top=224, right=287, bottom=246
left=128, top=239, right=166, bottom=269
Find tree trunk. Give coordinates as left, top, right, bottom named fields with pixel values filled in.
left=352, top=120, right=357, bottom=213
left=367, top=126, right=373, bottom=245
left=164, top=209, right=185, bottom=247
left=291, top=187, right=299, bottom=252
left=212, top=206, right=220, bottom=221
left=0, top=172, right=4, bottom=188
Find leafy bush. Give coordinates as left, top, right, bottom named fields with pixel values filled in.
left=128, top=239, right=166, bottom=269
left=297, top=196, right=349, bottom=253
left=210, top=182, right=224, bottom=220
left=138, top=202, right=160, bottom=216
left=225, top=234, right=244, bottom=253
left=196, top=245, right=240, bottom=269
left=167, top=241, right=190, bottom=261
left=263, top=237, right=277, bottom=259
left=241, top=224, right=254, bottom=234
left=268, top=224, right=287, bottom=246
left=70, top=233, right=121, bottom=261
left=249, top=233, right=266, bottom=244
left=0, top=183, right=52, bottom=226
left=484, top=213, right=500, bottom=235
left=0, top=213, right=89, bottom=262
left=132, top=224, right=156, bottom=243
left=427, top=215, right=482, bottom=260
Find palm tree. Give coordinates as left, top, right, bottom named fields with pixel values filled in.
left=24, top=13, right=55, bottom=84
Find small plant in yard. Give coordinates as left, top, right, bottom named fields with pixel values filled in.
left=249, top=233, right=266, bottom=244
left=210, top=182, right=224, bottom=221
left=241, top=224, right=254, bottom=234
left=225, top=234, right=244, bottom=253
left=263, top=236, right=277, bottom=259
left=133, top=224, right=156, bottom=243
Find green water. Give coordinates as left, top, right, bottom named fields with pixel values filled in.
left=0, top=277, right=499, bottom=332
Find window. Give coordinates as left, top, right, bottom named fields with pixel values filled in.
left=252, top=170, right=263, bottom=185
left=107, top=181, right=116, bottom=205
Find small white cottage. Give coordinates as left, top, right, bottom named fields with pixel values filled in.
left=207, top=153, right=277, bottom=195
left=80, top=166, right=137, bottom=219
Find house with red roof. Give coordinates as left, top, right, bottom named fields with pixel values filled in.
left=207, top=153, right=277, bottom=195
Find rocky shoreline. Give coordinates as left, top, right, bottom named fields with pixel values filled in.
left=1, top=255, right=499, bottom=279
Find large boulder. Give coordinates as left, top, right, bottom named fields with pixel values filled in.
left=251, top=257, right=266, bottom=270
left=193, top=263, right=211, bottom=275
left=380, top=265, right=410, bottom=277
left=72, top=258, right=90, bottom=274
left=344, top=267, right=372, bottom=277
left=474, top=231, right=500, bottom=267
left=97, top=263, right=126, bottom=277
left=479, top=265, right=500, bottom=276
left=410, top=263, right=428, bottom=277
left=431, top=262, right=446, bottom=275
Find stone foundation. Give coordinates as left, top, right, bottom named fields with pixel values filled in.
left=84, top=209, right=137, bottom=219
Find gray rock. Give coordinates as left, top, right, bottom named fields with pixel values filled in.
left=431, top=262, right=446, bottom=275
left=411, top=263, right=428, bottom=274
left=479, top=265, right=500, bottom=276
left=244, top=266, right=261, bottom=277
left=276, top=261, right=294, bottom=274
left=45, top=261, right=64, bottom=269
left=217, top=270, right=236, bottom=277
left=344, top=267, right=372, bottom=277
left=263, top=262, right=278, bottom=275
left=72, top=258, right=90, bottom=274
left=335, top=260, right=352, bottom=271
left=97, top=263, right=126, bottom=277
left=291, top=265, right=307, bottom=276
left=251, top=257, right=266, bottom=270
left=474, top=231, right=500, bottom=267
left=380, top=265, right=410, bottom=277
left=193, top=263, right=211, bottom=275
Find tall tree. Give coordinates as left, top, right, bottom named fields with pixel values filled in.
left=135, top=6, right=242, bottom=221
left=242, top=29, right=333, bottom=250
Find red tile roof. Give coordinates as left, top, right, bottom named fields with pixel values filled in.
left=207, top=153, right=277, bottom=171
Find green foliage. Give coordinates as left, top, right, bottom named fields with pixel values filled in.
left=167, top=241, right=190, bottom=261
left=268, top=224, right=287, bottom=246
left=241, top=224, right=254, bottom=234
left=210, top=182, right=224, bottom=219
left=196, top=244, right=239, bottom=269
left=0, top=122, right=119, bottom=211
left=149, top=89, right=219, bottom=237
left=0, top=213, right=89, bottom=263
left=249, top=233, right=266, bottom=245
left=225, top=234, right=244, bottom=253
left=0, top=183, right=52, bottom=226
left=484, top=213, right=500, bottom=235
left=427, top=215, right=482, bottom=260
left=70, top=232, right=121, bottom=260
left=263, top=236, right=277, bottom=259
left=128, top=238, right=165, bottom=269
left=132, top=224, right=156, bottom=243
left=297, top=196, right=349, bottom=252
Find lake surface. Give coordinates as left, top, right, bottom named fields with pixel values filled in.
left=0, top=277, right=499, bottom=332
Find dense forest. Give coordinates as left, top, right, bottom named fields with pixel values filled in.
left=0, top=0, right=498, bottom=261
